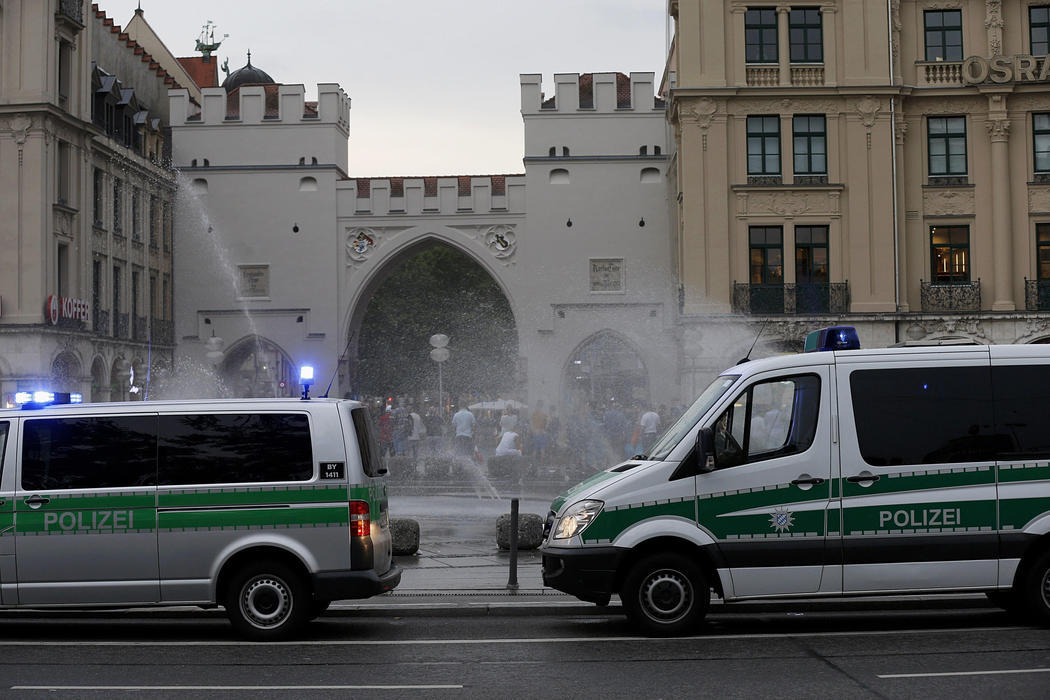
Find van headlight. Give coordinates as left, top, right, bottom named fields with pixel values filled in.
left=553, top=500, right=604, bottom=540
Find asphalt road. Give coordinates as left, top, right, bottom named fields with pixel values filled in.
left=0, top=604, right=1048, bottom=698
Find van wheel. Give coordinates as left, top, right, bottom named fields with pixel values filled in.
left=1022, top=550, right=1050, bottom=626
left=621, top=553, right=709, bottom=636
left=225, top=561, right=308, bottom=640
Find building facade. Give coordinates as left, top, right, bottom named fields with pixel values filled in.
left=0, top=2, right=179, bottom=406
left=667, top=0, right=1050, bottom=391
left=169, top=69, right=676, bottom=409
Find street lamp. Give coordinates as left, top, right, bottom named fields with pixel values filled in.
left=429, top=334, right=449, bottom=415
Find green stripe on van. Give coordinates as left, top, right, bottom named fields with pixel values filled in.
left=14, top=493, right=155, bottom=512
left=158, top=484, right=348, bottom=508
left=159, top=505, right=349, bottom=530
left=841, top=467, right=994, bottom=499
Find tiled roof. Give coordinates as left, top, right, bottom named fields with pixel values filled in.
left=540, top=72, right=646, bottom=109
left=91, top=4, right=182, bottom=91
left=351, top=175, right=519, bottom=196
left=177, top=56, right=219, bottom=88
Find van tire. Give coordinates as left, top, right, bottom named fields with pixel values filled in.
left=1022, top=550, right=1050, bottom=626
left=225, top=560, right=309, bottom=640
left=620, top=553, right=709, bottom=636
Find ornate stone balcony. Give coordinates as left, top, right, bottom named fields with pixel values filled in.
left=745, top=65, right=779, bottom=87
left=916, top=61, right=963, bottom=87
left=790, top=65, right=825, bottom=87
left=920, top=279, right=981, bottom=312
left=732, top=282, right=850, bottom=315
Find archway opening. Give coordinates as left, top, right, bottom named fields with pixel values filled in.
left=565, top=331, right=649, bottom=410
left=352, top=242, right=518, bottom=409
left=51, top=352, right=81, bottom=394
left=219, top=336, right=296, bottom=398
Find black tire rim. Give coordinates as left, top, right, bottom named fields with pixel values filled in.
left=240, top=575, right=293, bottom=630
left=639, top=567, right=693, bottom=624
left=1041, top=567, right=1050, bottom=610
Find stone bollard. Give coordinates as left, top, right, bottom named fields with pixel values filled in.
left=496, top=512, right=544, bottom=550
left=390, top=518, right=420, bottom=556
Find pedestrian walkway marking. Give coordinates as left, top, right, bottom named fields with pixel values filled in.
left=0, top=625, right=1024, bottom=646
left=878, top=668, right=1050, bottom=679
left=12, top=685, right=464, bottom=691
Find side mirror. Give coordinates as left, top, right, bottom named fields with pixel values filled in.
left=696, top=427, right=716, bottom=473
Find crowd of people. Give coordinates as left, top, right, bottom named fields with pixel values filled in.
left=363, top=395, right=683, bottom=472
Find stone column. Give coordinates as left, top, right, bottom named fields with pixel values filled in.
left=821, top=6, right=837, bottom=87
left=987, top=115, right=1014, bottom=310
left=731, top=7, right=748, bottom=87
left=778, top=6, right=792, bottom=86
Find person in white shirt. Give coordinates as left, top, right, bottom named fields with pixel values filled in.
left=493, top=430, right=522, bottom=457
left=639, top=409, right=661, bottom=453
left=407, top=408, right=426, bottom=458
left=451, top=406, right=476, bottom=457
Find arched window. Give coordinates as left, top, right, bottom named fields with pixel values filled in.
left=639, top=146, right=648, bottom=155
left=549, top=168, right=570, bottom=184
left=191, top=178, right=208, bottom=194
left=299, top=176, right=318, bottom=192
left=549, top=146, right=557, bottom=157
left=640, top=167, right=661, bottom=183
left=90, top=356, right=107, bottom=403
left=50, top=352, right=81, bottom=394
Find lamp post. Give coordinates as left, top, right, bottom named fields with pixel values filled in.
left=429, top=334, right=449, bottom=415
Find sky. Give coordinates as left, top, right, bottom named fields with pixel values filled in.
left=100, top=1, right=670, bottom=177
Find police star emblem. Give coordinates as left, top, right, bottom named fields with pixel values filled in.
left=769, top=507, right=795, bottom=533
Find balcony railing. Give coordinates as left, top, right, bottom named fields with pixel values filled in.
left=745, top=65, right=779, bottom=87
left=116, top=313, right=129, bottom=339
left=917, top=61, right=963, bottom=87
left=56, top=0, right=83, bottom=27
left=151, top=320, right=174, bottom=345
left=93, top=307, right=109, bottom=335
left=732, top=282, right=850, bottom=315
left=1025, top=278, right=1050, bottom=311
left=790, top=65, right=825, bottom=87
left=920, top=279, right=981, bottom=312
left=133, top=315, right=148, bottom=342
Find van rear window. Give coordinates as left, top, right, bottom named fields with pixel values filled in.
left=158, top=413, right=312, bottom=485
left=351, top=407, right=384, bottom=478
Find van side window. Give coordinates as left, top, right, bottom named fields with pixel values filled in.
left=991, top=365, right=1050, bottom=459
left=713, top=375, right=820, bottom=469
left=22, top=416, right=158, bottom=490
left=351, top=407, right=384, bottom=477
left=159, top=413, right=312, bottom=485
left=850, top=366, right=996, bottom=466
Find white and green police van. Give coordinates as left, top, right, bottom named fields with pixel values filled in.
left=0, top=394, right=399, bottom=640
left=542, top=327, right=1050, bottom=635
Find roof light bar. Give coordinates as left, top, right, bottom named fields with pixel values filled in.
left=804, top=326, right=861, bottom=353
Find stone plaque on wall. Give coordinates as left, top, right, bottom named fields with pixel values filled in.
left=238, top=264, right=270, bottom=297
left=590, top=258, right=624, bottom=292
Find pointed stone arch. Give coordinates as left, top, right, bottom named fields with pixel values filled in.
left=219, top=334, right=297, bottom=398
left=562, top=329, right=650, bottom=410
left=50, top=351, right=82, bottom=394
left=341, top=228, right=522, bottom=400
left=90, top=355, right=108, bottom=403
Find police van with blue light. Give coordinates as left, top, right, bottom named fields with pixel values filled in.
left=541, top=326, right=1050, bottom=635
left=0, top=366, right=399, bottom=640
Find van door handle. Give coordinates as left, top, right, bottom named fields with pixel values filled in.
left=846, top=474, right=881, bottom=484
left=24, top=495, right=51, bottom=508
left=790, top=477, right=825, bottom=486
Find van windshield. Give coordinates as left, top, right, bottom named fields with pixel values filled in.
left=644, top=375, right=739, bottom=461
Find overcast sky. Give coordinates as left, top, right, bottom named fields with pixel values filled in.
left=102, top=1, right=670, bottom=177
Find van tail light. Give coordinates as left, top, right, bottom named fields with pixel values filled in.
left=350, top=500, right=371, bottom=538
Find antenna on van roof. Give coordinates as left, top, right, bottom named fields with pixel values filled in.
left=320, top=330, right=356, bottom=399
left=738, top=319, right=769, bottom=365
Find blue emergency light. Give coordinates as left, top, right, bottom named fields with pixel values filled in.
left=14, top=390, right=82, bottom=409
left=804, top=326, right=861, bottom=352
left=300, top=365, right=314, bottom=400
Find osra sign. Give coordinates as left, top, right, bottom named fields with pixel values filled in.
left=46, top=295, right=89, bottom=325
left=961, top=54, right=1050, bottom=84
